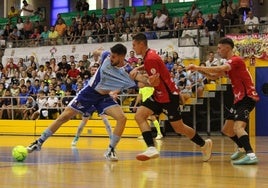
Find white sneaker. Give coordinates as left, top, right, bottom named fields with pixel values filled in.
left=155, top=134, right=163, bottom=140
left=136, top=146, right=159, bottom=161
left=104, top=147, right=118, bottom=161
left=201, top=139, right=213, bottom=162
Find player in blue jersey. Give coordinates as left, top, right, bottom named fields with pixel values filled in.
left=27, top=44, right=136, bottom=161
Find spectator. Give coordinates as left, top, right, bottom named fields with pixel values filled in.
left=17, top=84, right=29, bottom=118
left=74, top=24, right=86, bottom=44
left=22, top=96, right=37, bottom=120
left=100, top=8, right=113, bottom=20
left=144, top=25, right=157, bottom=40
left=195, top=11, right=206, bottom=29
left=130, top=7, right=139, bottom=23
left=55, top=18, right=67, bottom=45
left=238, top=0, right=251, bottom=22
left=64, top=25, right=76, bottom=44
left=205, top=14, right=219, bottom=46
left=9, top=27, right=21, bottom=47
left=39, top=25, right=50, bottom=45
left=31, top=90, right=47, bottom=120
left=49, top=58, right=58, bottom=72
left=128, top=51, right=139, bottom=66
left=8, top=6, right=20, bottom=18
left=46, top=67, right=56, bottom=79
left=5, top=58, right=18, bottom=79
left=165, top=55, right=175, bottom=72
left=67, top=62, right=80, bottom=82
left=120, top=7, right=130, bottom=21
left=89, top=52, right=100, bottom=67
left=217, top=8, right=232, bottom=37
left=23, top=17, right=33, bottom=39
left=54, top=13, right=66, bottom=26
left=153, top=9, right=168, bottom=30
left=81, top=0, right=89, bottom=11
left=188, top=3, right=200, bottom=19
left=61, top=89, right=74, bottom=107
left=205, top=51, right=220, bottom=67
left=29, top=28, right=40, bottom=46
left=75, top=0, right=83, bottom=11
left=244, top=11, right=259, bottom=33
left=16, top=17, right=24, bottom=38
left=2, top=24, right=13, bottom=40
left=34, top=7, right=45, bottom=21
left=21, top=0, right=34, bottom=16
left=48, top=26, right=59, bottom=45
left=0, top=89, right=13, bottom=119
left=144, top=6, right=154, bottom=21
left=82, top=54, right=90, bottom=70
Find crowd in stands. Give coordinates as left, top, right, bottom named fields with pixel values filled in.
left=0, top=46, right=228, bottom=120
left=0, top=0, right=261, bottom=48
left=0, top=0, right=260, bottom=120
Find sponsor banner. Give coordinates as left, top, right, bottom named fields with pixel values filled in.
left=226, top=34, right=268, bottom=60
left=2, top=39, right=199, bottom=66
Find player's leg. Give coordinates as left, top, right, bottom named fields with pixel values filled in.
left=222, top=119, right=245, bottom=160
left=150, top=115, right=163, bottom=139
left=27, top=107, right=78, bottom=152
left=100, top=114, right=113, bottom=139
left=71, top=116, right=89, bottom=146
left=103, top=105, right=126, bottom=161
left=135, top=101, right=160, bottom=161
left=167, top=94, right=212, bottom=162
left=230, top=97, right=258, bottom=165
left=232, top=120, right=258, bottom=165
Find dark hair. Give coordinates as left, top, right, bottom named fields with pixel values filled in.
left=218, top=37, right=234, bottom=49
left=132, top=33, right=148, bottom=46
left=110, top=43, right=127, bottom=56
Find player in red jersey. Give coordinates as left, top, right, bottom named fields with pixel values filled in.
left=187, top=37, right=259, bottom=165
left=130, top=33, right=212, bottom=161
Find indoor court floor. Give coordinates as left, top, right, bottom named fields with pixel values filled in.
left=0, top=135, right=268, bottom=188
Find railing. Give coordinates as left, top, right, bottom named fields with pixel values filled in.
left=0, top=94, right=139, bottom=120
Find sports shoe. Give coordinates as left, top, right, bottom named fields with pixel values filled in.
left=104, top=147, right=118, bottom=161
left=230, top=148, right=246, bottom=160
left=232, top=154, right=258, bottom=165
left=201, top=139, right=213, bottom=162
left=71, top=136, right=79, bottom=147
left=155, top=134, right=163, bottom=140
left=136, top=146, right=159, bottom=161
left=27, top=140, right=42, bottom=153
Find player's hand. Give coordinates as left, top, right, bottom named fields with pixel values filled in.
left=109, top=90, right=119, bottom=100
left=148, top=73, right=160, bottom=87
left=186, top=64, right=198, bottom=71
left=129, top=65, right=144, bottom=80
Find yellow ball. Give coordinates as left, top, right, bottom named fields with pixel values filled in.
left=12, top=145, right=28, bottom=162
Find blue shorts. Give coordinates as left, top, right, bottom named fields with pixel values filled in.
left=68, top=86, right=118, bottom=116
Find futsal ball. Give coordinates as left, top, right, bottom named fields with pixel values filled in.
left=12, top=145, right=28, bottom=162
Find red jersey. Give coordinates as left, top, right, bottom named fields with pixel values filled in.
left=226, top=56, right=259, bottom=104
left=143, top=49, right=179, bottom=103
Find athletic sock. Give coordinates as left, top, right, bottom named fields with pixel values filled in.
left=142, top=131, right=155, bottom=147
left=109, top=134, right=120, bottom=149
left=191, top=133, right=206, bottom=147
left=238, top=135, right=253, bottom=153
left=230, top=135, right=243, bottom=148
left=38, top=129, right=53, bottom=144
left=153, top=120, right=162, bottom=135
